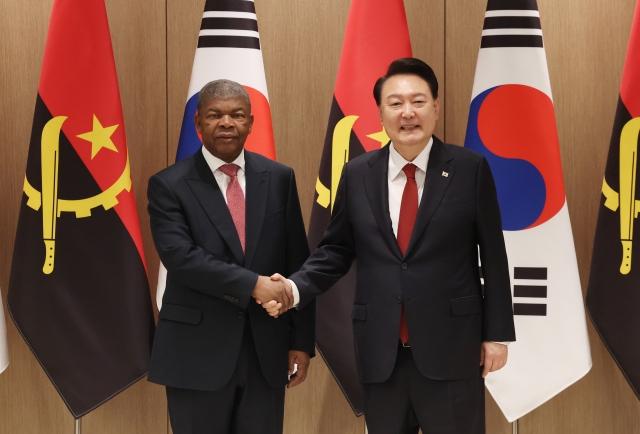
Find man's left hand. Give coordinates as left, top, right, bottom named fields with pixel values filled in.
left=480, top=342, right=508, bottom=378
left=287, top=350, right=310, bottom=388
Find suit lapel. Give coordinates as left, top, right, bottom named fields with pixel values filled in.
left=364, top=146, right=403, bottom=260
left=186, top=149, right=245, bottom=264
left=244, top=152, right=269, bottom=269
left=404, top=138, right=455, bottom=257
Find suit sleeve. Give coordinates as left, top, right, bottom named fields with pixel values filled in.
left=148, top=173, right=258, bottom=308
left=290, top=164, right=357, bottom=309
left=476, top=157, right=516, bottom=342
left=283, top=170, right=316, bottom=357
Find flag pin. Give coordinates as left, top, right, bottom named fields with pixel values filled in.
left=442, top=171, right=449, bottom=177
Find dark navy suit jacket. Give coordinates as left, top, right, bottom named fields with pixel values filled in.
left=291, top=137, right=514, bottom=384
left=147, top=149, right=315, bottom=391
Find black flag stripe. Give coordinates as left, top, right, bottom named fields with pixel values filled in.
left=8, top=95, right=154, bottom=417
left=198, top=35, right=260, bottom=49
left=513, top=285, right=547, bottom=298
left=487, top=0, right=539, bottom=11
left=204, top=0, right=256, bottom=13
left=587, top=96, right=640, bottom=398
left=514, top=267, right=547, bottom=280
left=201, top=17, right=258, bottom=31
left=481, top=35, right=543, bottom=48
left=483, top=16, right=541, bottom=30
left=514, top=303, right=547, bottom=316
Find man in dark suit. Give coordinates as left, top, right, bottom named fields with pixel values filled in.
left=266, top=58, right=515, bottom=433
left=147, top=79, right=315, bottom=434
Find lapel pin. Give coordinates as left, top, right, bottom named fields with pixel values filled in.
left=442, top=171, right=449, bottom=177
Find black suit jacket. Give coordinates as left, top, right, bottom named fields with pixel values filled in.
left=147, top=149, right=315, bottom=391
left=291, top=137, right=515, bottom=384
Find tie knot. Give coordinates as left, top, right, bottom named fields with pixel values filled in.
left=402, top=164, right=417, bottom=180
left=219, top=163, right=240, bottom=177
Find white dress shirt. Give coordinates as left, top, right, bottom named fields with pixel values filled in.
left=388, top=139, right=432, bottom=237
left=201, top=146, right=246, bottom=201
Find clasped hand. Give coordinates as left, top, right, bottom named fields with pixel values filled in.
left=252, top=273, right=293, bottom=317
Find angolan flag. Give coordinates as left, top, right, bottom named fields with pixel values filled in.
left=587, top=0, right=640, bottom=401
left=8, top=0, right=154, bottom=418
left=464, top=0, right=591, bottom=421
left=307, top=0, right=411, bottom=416
left=156, top=0, right=276, bottom=309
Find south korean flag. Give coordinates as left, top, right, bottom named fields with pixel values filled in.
left=464, top=0, right=592, bottom=422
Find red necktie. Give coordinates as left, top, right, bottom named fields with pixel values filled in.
left=397, top=164, right=418, bottom=343
left=219, top=164, right=245, bottom=252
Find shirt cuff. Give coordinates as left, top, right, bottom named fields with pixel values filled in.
left=491, top=342, right=510, bottom=345
left=288, top=279, right=300, bottom=308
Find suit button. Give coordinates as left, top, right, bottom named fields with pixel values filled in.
left=238, top=312, right=244, bottom=320
left=401, top=263, right=408, bottom=270
left=396, top=296, right=402, bottom=304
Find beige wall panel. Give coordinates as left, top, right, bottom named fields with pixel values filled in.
left=444, top=0, right=485, bottom=147
left=256, top=0, right=350, bottom=221
left=167, top=0, right=203, bottom=163
left=0, top=0, right=168, bottom=432
left=406, top=0, right=445, bottom=141
left=446, top=0, right=640, bottom=433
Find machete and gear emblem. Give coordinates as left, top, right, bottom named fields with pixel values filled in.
left=22, top=116, right=132, bottom=275
left=602, top=117, right=640, bottom=275
left=315, top=116, right=390, bottom=211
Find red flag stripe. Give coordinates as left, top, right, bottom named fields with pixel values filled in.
left=334, top=0, right=412, bottom=152
left=38, top=0, right=145, bottom=267
left=621, top=1, right=640, bottom=117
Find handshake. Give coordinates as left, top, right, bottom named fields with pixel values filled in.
left=252, top=273, right=293, bottom=317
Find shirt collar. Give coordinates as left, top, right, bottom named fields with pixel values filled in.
left=201, top=146, right=246, bottom=174
left=388, top=137, right=433, bottom=181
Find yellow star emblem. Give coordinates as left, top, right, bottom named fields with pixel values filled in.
left=367, top=127, right=390, bottom=148
left=77, top=115, right=119, bottom=159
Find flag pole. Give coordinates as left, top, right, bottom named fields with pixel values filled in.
left=512, top=419, right=518, bottom=434
left=75, top=417, right=82, bottom=434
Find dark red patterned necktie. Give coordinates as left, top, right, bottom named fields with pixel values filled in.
left=219, top=164, right=245, bottom=252
left=397, top=164, right=418, bottom=343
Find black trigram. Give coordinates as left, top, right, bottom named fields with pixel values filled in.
left=198, top=0, right=261, bottom=50
left=512, top=267, right=547, bottom=316
left=481, top=0, right=543, bottom=49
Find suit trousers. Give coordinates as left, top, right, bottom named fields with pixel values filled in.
left=166, top=318, right=286, bottom=434
left=362, top=343, right=485, bottom=434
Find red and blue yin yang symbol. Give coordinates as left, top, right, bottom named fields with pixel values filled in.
left=464, top=84, right=565, bottom=231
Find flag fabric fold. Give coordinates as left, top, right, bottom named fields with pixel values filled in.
left=307, top=0, right=412, bottom=416
left=464, top=0, right=591, bottom=421
left=587, top=0, right=640, bottom=400
left=8, top=0, right=154, bottom=418
left=156, top=0, right=276, bottom=309
left=0, top=288, right=8, bottom=374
